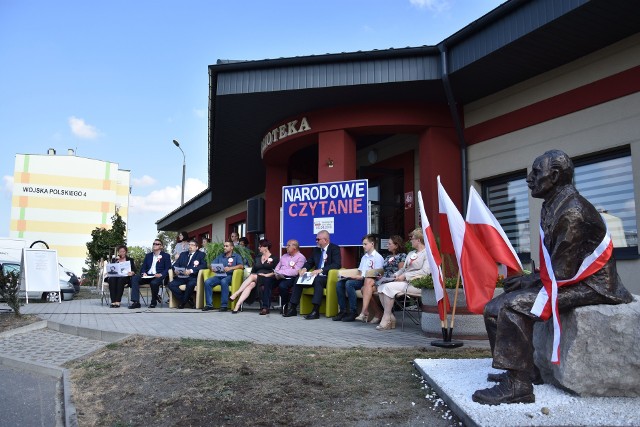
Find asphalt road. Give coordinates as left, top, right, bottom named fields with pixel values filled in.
left=0, top=365, right=60, bottom=427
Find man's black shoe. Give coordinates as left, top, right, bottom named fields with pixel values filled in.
left=304, top=310, right=320, bottom=320
left=283, top=308, right=297, bottom=317
left=149, top=302, right=157, bottom=309
left=201, top=306, right=213, bottom=312
left=472, top=375, right=535, bottom=405
left=219, top=307, right=228, bottom=312
left=332, top=311, right=346, bottom=321
left=128, top=302, right=141, bottom=309
left=342, top=312, right=357, bottom=322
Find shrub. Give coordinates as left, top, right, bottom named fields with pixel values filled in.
left=0, top=270, right=23, bottom=316
left=205, top=242, right=253, bottom=267
left=410, top=275, right=458, bottom=289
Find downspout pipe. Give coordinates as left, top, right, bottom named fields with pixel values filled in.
left=438, top=43, right=468, bottom=212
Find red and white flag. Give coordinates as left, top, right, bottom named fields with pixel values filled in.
left=438, top=189, right=455, bottom=256
left=532, top=225, right=612, bottom=364
left=418, top=190, right=450, bottom=321
left=466, top=187, right=523, bottom=276
left=437, top=177, right=498, bottom=314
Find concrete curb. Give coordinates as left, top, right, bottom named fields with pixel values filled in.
left=0, top=319, right=48, bottom=338
left=44, top=320, right=130, bottom=343
left=0, top=320, right=130, bottom=426
left=413, top=359, right=478, bottom=427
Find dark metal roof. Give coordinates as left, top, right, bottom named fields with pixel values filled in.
left=157, top=0, right=640, bottom=231
left=446, top=0, right=640, bottom=104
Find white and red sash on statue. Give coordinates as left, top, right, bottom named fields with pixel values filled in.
left=531, top=225, right=613, bottom=364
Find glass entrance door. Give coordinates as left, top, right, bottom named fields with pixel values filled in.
left=366, top=168, right=405, bottom=251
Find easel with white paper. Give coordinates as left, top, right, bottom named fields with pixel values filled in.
left=20, top=248, right=61, bottom=304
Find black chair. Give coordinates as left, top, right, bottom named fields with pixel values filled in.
left=393, top=283, right=422, bottom=331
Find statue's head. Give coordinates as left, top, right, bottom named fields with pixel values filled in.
left=527, top=150, right=574, bottom=199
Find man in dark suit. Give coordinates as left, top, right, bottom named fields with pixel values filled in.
left=129, top=239, right=172, bottom=309
left=168, top=239, right=206, bottom=309
left=472, top=150, right=633, bottom=405
left=283, top=230, right=341, bottom=320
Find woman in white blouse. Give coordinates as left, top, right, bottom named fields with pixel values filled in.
left=376, top=228, right=430, bottom=330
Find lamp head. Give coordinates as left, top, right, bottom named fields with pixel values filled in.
left=172, top=139, right=180, bottom=147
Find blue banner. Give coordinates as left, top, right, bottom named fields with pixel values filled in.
left=282, top=179, right=369, bottom=247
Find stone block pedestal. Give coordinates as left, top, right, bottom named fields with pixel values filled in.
left=533, top=296, right=640, bottom=397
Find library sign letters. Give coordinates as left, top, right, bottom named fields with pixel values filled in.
left=261, top=117, right=311, bottom=158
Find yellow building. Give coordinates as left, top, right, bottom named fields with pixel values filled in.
left=10, top=149, right=130, bottom=275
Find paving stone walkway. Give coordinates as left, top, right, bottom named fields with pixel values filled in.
left=0, top=327, right=106, bottom=366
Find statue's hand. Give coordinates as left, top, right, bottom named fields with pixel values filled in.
left=502, top=275, right=523, bottom=293
left=503, top=273, right=538, bottom=293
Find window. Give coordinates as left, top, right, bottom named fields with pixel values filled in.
left=482, top=172, right=531, bottom=262
left=574, top=149, right=637, bottom=257
left=232, top=222, right=246, bottom=238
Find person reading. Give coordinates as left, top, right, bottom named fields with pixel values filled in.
left=129, top=239, right=172, bottom=309
left=283, top=230, right=341, bottom=320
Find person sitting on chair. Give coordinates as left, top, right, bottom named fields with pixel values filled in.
left=271, top=239, right=306, bottom=314
left=229, top=239, right=279, bottom=314
left=376, top=228, right=430, bottom=330
left=129, top=239, right=172, bottom=309
left=359, top=235, right=406, bottom=324
left=334, top=234, right=384, bottom=322
left=283, top=230, right=341, bottom=320
left=104, top=244, right=136, bottom=308
left=168, top=239, right=206, bottom=309
left=202, top=240, right=245, bottom=312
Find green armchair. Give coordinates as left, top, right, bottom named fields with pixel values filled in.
left=299, top=269, right=339, bottom=317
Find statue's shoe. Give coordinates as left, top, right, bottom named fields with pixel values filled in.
left=472, top=376, right=535, bottom=405
left=487, top=372, right=508, bottom=383
left=487, top=371, right=543, bottom=385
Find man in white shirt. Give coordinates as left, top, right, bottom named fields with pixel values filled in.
left=334, top=234, right=384, bottom=322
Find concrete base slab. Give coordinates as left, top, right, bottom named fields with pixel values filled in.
left=414, top=358, right=640, bottom=427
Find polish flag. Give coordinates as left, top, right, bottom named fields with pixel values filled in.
left=437, top=177, right=498, bottom=314
left=466, top=187, right=523, bottom=276
left=418, top=190, right=450, bottom=321
left=438, top=191, right=455, bottom=255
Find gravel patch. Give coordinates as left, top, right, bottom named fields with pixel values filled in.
left=415, top=358, right=640, bottom=426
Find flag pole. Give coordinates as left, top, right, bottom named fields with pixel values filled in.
left=440, top=260, right=449, bottom=340
left=431, top=271, right=463, bottom=348
left=449, top=272, right=461, bottom=340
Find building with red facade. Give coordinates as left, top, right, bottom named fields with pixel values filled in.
left=157, top=0, right=640, bottom=293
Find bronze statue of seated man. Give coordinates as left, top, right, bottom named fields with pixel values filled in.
left=472, top=149, right=633, bottom=405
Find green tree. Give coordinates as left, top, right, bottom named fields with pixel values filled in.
left=83, top=213, right=128, bottom=286
left=127, top=246, right=148, bottom=272
left=157, top=231, right=176, bottom=253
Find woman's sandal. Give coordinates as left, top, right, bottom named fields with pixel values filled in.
left=354, top=312, right=368, bottom=322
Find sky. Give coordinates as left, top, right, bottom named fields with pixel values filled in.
left=0, top=0, right=505, bottom=248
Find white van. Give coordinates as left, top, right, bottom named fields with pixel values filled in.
left=0, top=238, right=76, bottom=301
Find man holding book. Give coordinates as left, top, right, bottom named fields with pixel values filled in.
left=168, top=239, right=206, bottom=309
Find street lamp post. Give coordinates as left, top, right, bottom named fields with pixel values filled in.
left=172, top=139, right=186, bottom=205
